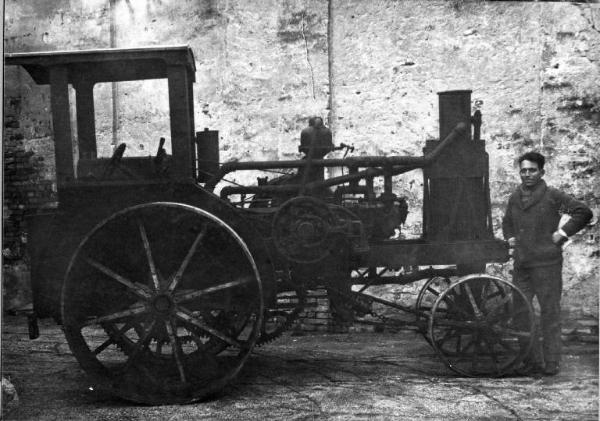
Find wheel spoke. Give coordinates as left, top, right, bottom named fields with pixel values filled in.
left=498, top=338, right=517, bottom=353
left=420, top=306, right=449, bottom=314
left=165, top=319, right=187, bottom=384
left=484, top=295, right=513, bottom=321
left=93, top=337, right=116, bottom=355
left=132, top=321, right=146, bottom=336
left=121, top=319, right=157, bottom=374
left=461, top=337, right=475, bottom=354
left=85, top=257, right=151, bottom=299
left=137, top=219, right=160, bottom=291
left=463, top=283, right=483, bottom=318
left=80, top=304, right=148, bottom=327
left=482, top=337, right=501, bottom=375
left=484, top=289, right=505, bottom=301
left=175, top=306, right=241, bottom=348
left=168, top=224, right=208, bottom=293
left=94, top=321, right=136, bottom=355
left=433, top=318, right=477, bottom=329
left=426, top=286, right=442, bottom=296
left=492, top=326, right=532, bottom=338
left=494, top=307, right=531, bottom=324
left=435, top=328, right=459, bottom=349
left=443, top=295, right=472, bottom=318
left=480, top=282, right=489, bottom=301
left=174, top=276, right=254, bottom=303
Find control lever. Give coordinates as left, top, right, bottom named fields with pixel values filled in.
left=154, top=137, right=167, bottom=173
left=335, top=142, right=355, bottom=158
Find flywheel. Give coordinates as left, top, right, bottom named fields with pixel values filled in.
left=271, top=196, right=336, bottom=264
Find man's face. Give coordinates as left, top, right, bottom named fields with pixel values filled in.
left=519, top=159, right=544, bottom=188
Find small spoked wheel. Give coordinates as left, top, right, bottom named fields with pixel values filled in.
left=415, top=276, right=452, bottom=339
left=428, top=275, right=534, bottom=377
left=61, top=202, right=264, bottom=404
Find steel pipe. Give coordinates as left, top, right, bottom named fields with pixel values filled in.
left=207, top=122, right=467, bottom=192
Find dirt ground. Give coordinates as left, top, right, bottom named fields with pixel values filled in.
left=1, top=315, right=598, bottom=421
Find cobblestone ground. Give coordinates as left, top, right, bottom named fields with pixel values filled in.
left=2, top=315, right=598, bottom=420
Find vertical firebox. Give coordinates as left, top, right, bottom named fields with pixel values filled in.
left=422, top=90, right=493, bottom=243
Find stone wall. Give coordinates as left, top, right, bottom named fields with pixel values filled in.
left=330, top=0, right=600, bottom=329
left=3, top=1, right=599, bottom=334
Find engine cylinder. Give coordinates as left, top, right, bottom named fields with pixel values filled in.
left=423, top=90, right=492, bottom=244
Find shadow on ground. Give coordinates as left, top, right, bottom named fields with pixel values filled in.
left=2, top=315, right=598, bottom=420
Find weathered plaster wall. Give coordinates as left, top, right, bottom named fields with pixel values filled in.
left=331, top=0, right=600, bottom=325
left=3, top=1, right=599, bottom=330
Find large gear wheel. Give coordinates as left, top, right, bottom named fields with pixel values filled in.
left=257, top=286, right=306, bottom=346
left=101, top=308, right=237, bottom=360
left=272, top=196, right=336, bottom=263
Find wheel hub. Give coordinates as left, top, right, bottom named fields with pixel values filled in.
left=296, top=221, right=315, bottom=240
left=152, top=294, right=174, bottom=314
left=271, top=196, right=334, bottom=263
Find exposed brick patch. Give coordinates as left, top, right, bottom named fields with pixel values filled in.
left=3, top=95, right=57, bottom=264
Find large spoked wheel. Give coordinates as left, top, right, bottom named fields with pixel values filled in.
left=415, top=276, right=452, bottom=339
left=61, top=202, right=264, bottom=404
left=428, top=275, right=534, bottom=377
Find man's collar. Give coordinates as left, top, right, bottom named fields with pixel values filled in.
left=519, top=179, right=547, bottom=209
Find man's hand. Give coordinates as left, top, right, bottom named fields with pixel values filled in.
left=507, top=237, right=516, bottom=256
left=552, top=231, right=568, bottom=245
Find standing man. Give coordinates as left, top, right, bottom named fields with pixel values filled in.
left=502, top=152, right=593, bottom=376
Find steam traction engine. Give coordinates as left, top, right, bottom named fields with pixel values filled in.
left=6, top=46, right=535, bottom=404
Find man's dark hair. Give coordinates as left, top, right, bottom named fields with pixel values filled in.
left=518, top=151, right=545, bottom=170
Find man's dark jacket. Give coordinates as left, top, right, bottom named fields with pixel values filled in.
left=502, top=180, right=593, bottom=268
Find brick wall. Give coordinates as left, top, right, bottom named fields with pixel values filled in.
left=3, top=92, right=57, bottom=310
left=3, top=96, right=56, bottom=258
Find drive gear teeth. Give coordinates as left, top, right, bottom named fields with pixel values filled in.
left=256, top=287, right=307, bottom=346
left=101, top=320, right=199, bottom=359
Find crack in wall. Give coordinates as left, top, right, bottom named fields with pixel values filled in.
left=217, top=0, right=230, bottom=100
left=109, top=0, right=119, bottom=148
left=327, top=0, right=335, bottom=141
left=300, top=10, right=316, bottom=100
left=537, top=4, right=550, bottom=150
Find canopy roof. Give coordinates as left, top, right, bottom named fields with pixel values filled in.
left=4, top=45, right=196, bottom=84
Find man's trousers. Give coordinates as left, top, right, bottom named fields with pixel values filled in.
left=513, top=263, right=563, bottom=365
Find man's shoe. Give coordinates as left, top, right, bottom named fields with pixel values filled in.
left=544, top=361, right=560, bottom=376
